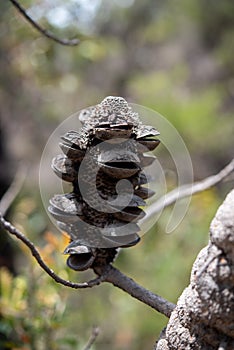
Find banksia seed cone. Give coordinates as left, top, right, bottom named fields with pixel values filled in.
left=49, top=96, right=160, bottom=271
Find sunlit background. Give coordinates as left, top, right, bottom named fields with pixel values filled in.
left=0, top=1, right=234, bottom=349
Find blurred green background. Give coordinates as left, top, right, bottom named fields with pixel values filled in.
left=0, top=0, right=233, bottom=349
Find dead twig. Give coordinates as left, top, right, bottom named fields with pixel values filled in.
left=95, top=265, right=175, bottom=318
left=0, top=214, right=106, bottom=288
left=82, top=326, right=100, bottom=350
left=0, top=164, right=26, bottom=216
left=144, top=158, right=234, bottom=222
left=9, top=0, right=80, bottom=46
left=0, top=212, right=175, bottom=316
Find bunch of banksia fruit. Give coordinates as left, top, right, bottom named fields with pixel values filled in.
left=49, top=96, right=160, bottom=271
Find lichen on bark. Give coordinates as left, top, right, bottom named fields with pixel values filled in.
left=155, top=189, right=234, bottom=350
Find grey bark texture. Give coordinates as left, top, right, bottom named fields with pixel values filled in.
left=155, top=188, right=234, bottom=350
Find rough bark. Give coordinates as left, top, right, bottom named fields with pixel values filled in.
left=155, top=189, right=234, bottom=350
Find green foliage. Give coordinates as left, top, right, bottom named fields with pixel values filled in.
left=0, top=224, right=73, bottom=349
left=128, top=68, right=232, bottom=154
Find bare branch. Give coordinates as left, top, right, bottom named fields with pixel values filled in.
left=83, top=326, right=100, bottom=350
left=95, top=265, right=175, bottom=318
left=144, top=158, right=234, bottom=221
left=9, top=0, right=80, bottom=46
left=0, top=164, right=26, bottom=216
left=0, top=211, right=175, bottom=316
left=0, top=214, right=106, bottom=288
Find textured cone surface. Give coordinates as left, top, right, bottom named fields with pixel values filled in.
left=50, top=96, right=160, bottom=270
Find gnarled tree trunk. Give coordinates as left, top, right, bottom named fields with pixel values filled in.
left=155, top=189, right=234, bottom=350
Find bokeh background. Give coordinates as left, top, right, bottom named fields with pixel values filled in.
left=0, top=0, right=234, bottom=349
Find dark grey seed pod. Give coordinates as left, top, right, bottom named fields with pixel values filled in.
left=48, top=205, right=81, bottom=224
left=140, top=155, right=156, bottom=167
left=101, top=234, right=140, bottom=247
left=49, top=194, right=83, bottom=215
left=136, top=125, right=160, bottom=139
left=102, top=220, right=140, bottom=235
left=58, top=221, right=140, bottom=249
left=99, top=162, right=140, bottom=179
left=137, top=138, right=160, bottom=152
left=66, top=253, right=95, bottom=271
left=64, top=243, right=96, bottom=271
left=59, top=142, right=85, bottom=161
left=57, top=221, right=121, bottom=247
left=98, top=149, right=140, bottom=165
left=94, top=126, right=133, bottom=141
left=61, top=130, right=88, bottom=150
left=129, top=172, right=150, bottom=186
left=107, top=194, right=146, bottom=209
left=113, top=207, right=145, bottom=222
left=49, top=96, right=160, bottom=271
left=51, top=155, right=77, bottom=182
left=134, top=186, right=155, bottom=200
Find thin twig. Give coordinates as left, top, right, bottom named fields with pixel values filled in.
left=95, top=265, right=175, bottom=318
left=0, top=164, right=26, bottom=216
left=0, top=214, right=106, bottom=288
left=144, top=158, right=234, bottom=221
left=83, top=326, right=100, bottom=350
left=9, top=0, right=80, bottom=46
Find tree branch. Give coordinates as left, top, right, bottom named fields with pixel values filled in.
left=144, top=158, right=234, bottom=221
left=8, top=0, right=80, bottom=46
left=83, top=326, right=100, bottom=350
left=0, top=211, right=175, bottom=316
left=0, top=164, right=26, bottom=216
left=0, top=214, right=105, bottom=288
left=95, top=265, right=175, bottom=318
